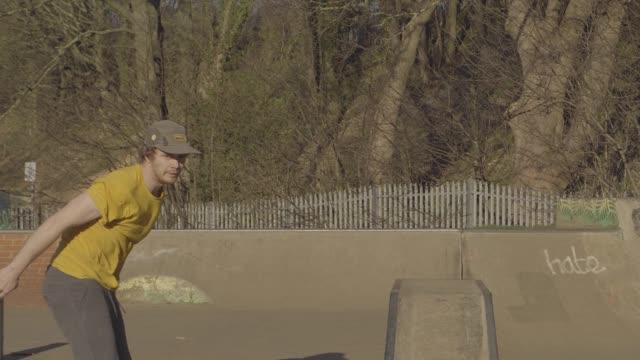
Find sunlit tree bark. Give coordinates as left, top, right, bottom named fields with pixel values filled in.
left=367, top=1, right=441, bottom=183
left=505, top=0, right=627, bottom=191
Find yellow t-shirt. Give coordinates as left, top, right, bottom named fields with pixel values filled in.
left=51, top=164, right=164, bottom=290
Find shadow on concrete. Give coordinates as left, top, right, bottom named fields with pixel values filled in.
left=508, top=272, right=570, bottom=322
left=280, top=352, right=348, bottom=360
left=4, top=342, right=68, bottom=359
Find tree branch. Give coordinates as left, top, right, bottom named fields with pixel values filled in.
left=0, top=28, right=134, bottom=124
left=0, top=0, right=52, bottom=18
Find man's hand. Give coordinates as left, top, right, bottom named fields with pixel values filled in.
left=0, top=266, right=20, bottom=298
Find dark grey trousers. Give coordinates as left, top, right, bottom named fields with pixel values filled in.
left=42, top=266, right=131, bottom=360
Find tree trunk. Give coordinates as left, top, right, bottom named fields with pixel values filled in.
left=367, top=1, right=440, bottom=183
left=295, top=0, right=440, bottom=186
left=196, top=0, right=251, bottom=99
left=505, top=0, right=626, bottom=191
left=564, top=0, right=627, bottom=164
left=130, top=0, right=161, bottom=121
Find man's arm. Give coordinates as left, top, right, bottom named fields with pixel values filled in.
left=0, top=192, right=101, bottom=298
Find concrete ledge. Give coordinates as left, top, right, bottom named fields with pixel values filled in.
left=384, top=279, right=498, bottom=360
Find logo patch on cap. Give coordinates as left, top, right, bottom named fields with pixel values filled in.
left=174, top=134, right=187, bottom=142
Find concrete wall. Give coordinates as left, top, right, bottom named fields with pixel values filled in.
left=120, top=230, right=462, bottom=311
left=118, top=225, right=635, bottom=314
left=0, top=228, right=629, bottom=313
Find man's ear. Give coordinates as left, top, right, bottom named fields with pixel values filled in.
left=143, top=148, right=156, bottom=162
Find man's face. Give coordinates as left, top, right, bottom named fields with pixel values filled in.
left=148, top=149, right=187, bottom=185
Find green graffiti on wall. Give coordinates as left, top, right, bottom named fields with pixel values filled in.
left=556, top=198, right=618, bottom=229
left=117, top=275, right=211, bottom=304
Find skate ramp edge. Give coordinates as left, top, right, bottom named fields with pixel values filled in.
left=384, top=279, right=498, bottom=360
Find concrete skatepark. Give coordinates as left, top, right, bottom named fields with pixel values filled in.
left=5, top=199, right=640, bottom=359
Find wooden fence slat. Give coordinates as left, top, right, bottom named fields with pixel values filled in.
left=478, top=182, right=483, bottom=227
left=516, top=187, right=524, bottom=226
left=393, top=184, right=398, bottom=229
left=352, top=188, right=357, bottom=229
left=391, top=183, right=396, bottom=228
left=524, top=189, right=529, bottom=227
left=408, top=184, right=413, bottom=228
left=388, top=184, right=393, bottom=229
left=410, top=183, right=415, bottom=229
left=353, top=188, right=358, bottom=229
left=486, top=182, right=491, bottom=227
left=462, top=182, right=467, bottom=228
left=381, top=185, right=386, bottom=229
left=544, top=192, right=549, bottom=226
left=348, top=188, right=352, bottom=229
left=424, top=184, right=429, bottom=229
left=427, top=184, right=433, bottom=229
left=368, top=185, right=373, bottom=229
left=331, top=191, right=336, bottom=229
left=421, top=184, right=425, bottom=228
left=447, top=183, right=451, bottom=229
left=457, top=181, right=462, bottom=228
left=484, top=183, right=488, bottom=227
left=491, top=183, right=496, bottom=227
left=434, top=184, right=440, bottom=228
left=360, top=186, right=365, bottom=229
left=510, top=187, right=515, bottom=227
left=492, top=184, right=500, bottom=226
left=399, top=183, right=404, bottom=228
left=401, top=183, right=407, bottom=229
left=497, top=185, right=501, bottom=227
left=335, top=189, right=339, bottom=229
left=451, top=182, right=456, bottom=229
left=452, top=182, right=456, bottom=229
left=500, top=185, right=505, bottom=227
left=361, top=187, right=365, bottom=229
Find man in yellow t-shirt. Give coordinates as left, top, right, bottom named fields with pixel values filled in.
left=0, top=120, right=199, bottom=359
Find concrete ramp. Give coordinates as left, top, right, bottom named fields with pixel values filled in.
left=462, top=199, right=640, bottom=360
left=384, top=279, right=499, bottom=360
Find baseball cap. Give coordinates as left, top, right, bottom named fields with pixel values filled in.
left=144, top=120, right=200, bottom=155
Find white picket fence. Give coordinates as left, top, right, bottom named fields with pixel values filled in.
left=154, top=180, right=562, bottom=230
left=1, top=180, right=564, bottom=230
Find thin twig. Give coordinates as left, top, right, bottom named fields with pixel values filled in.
left=0, top=0, right=52, bottom=18
left=0, top=28, right=133, bottom=124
